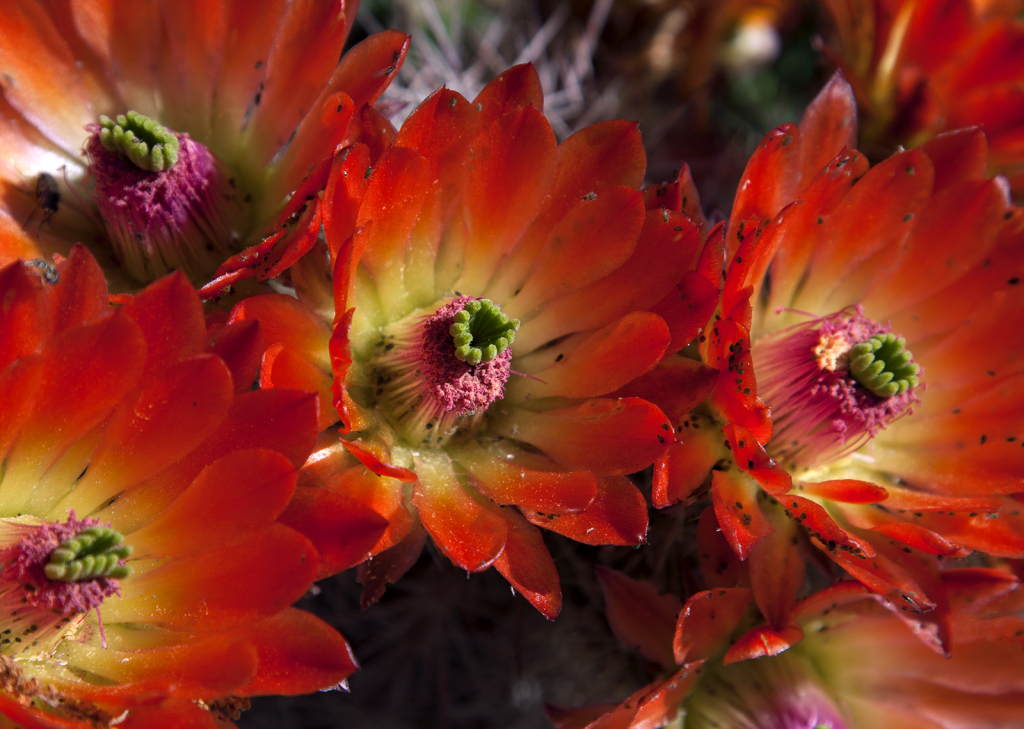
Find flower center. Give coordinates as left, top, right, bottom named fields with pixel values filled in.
left=87, top=110, right=245, bottom=284
left=0, top=514, right=129, bottom=656
left=368, top=296, right=517, bottom=447
left=752, top=307, right=922, bottom=469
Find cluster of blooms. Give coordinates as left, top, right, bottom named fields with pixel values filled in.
left=0, top=0, right=1022, bottom=727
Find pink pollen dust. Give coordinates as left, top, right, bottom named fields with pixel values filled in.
left=4, top=512, right=122, bottom=616
left=419, top=296, right=512, bottom=416
left=87, top=129, right=219, bottom=243
left=754, top=307, right=920, bottom=468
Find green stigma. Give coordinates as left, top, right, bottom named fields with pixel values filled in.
left=449, top=299, right=520, bottom=366
left=848, top=333, right=920, bottom=398
left=44, top=526, right=132, bottom=582
left=98, top=111, right=180, bottom=172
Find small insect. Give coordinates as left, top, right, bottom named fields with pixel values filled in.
left=21, top=172, right=61, bottom=230
left=24, top=259, right=59, bottom=284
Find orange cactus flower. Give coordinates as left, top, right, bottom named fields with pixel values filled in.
left=0, top=0, right=408, bottom=290
left=227, top=64, right=722, bottom=619
left=0, top=246, right=370, bottom=728
left=554, top=567, right=1024, bottom=729
left=819, top=0, right=1024, bottom=194
left=649, top=72, right=1024, bottom=651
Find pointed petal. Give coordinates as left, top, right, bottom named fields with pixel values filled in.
left=208, top=318, right=265, bottom=394
left=232, top=608, right=357, bottom=696
left=493, top=506, right=562, bottom=620
left=229, top=292, right=331, bottom=371
left=919, top=127, right=990, bottom=191
left=749, top=509, right=805, bottom=629
left=722, top=624, right=804, bottom=664
left=613, top=355, right=718, bottom=425
left=154, top=0, right=224, bottom=139
left=58, top=354, right=234, bottom=516
left=696, top=505, right=749, bottom=589
left=2, top=312, right=144, bottom=513
left=260, top=344, right=337, bottom=432
left=673, top=587, right=752, bottom=664
left=328, top=30, right=410, bottom=109
left=727, top=125, right=801, bottom=256
left=711, top=469, right=774, bottom=560
left=411, top=450, right=507, bottom=572
left=514, top=210, right=702, bottom=354
left=472, top=64, right=545, bottom=122
left=648, top=270, right=721, bottom=356
left=797, top=71, right=858, bottom=188
left=123, top=271, right=207, bottom=380
left=652, top=437, right=720, bottom=509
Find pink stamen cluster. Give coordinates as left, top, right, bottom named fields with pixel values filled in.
left=86, top=128, right=239, bottom=282
left=420, top=296, right=513, bottom=415
left=2, top=512, right=121, bottom=616
left=373, top=296, right=513, bottom=446
left=753, top=307, right=920, bottom=469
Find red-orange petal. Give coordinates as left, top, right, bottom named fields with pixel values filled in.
left=673, top=587, right=753, bottom=664
left=522, top=475, right=648, bottom=546
left=232, top=608, right=358, bottom=696
left=452, top=441, right=597, bottom=514
left=492, top=506, right=562, bottom=620
left=278, top=485, right=389, bottom=578
left=261, top=344, right=338, bottom=432
left=652, top=438, right=718, bottom=510
left=509, top=312, right=670, bottom=401
left=799, top=479, right=889, bottom=504
left=495, top=398, right=671, bottom=476
left=711, top=469, right=774, bottom=560
left=411, top=452, right=507, bottom=572
left=508, top=187, right=646, bottom=315
left=128, top=448, right=297, bottom=560
left=60, top=635, right=258, bottom=702
left=722, top=624, right=804, bottom=665
left=696, top=506, right=749, bottom=589
left=113, top=524, right=318, bottom=631
left=727, top=125, right=801, bottom=255
left=613, top=355, right=718, bottom=426
left=796, top=71, right=858, bottom=189
left=459, top=105, right=556, bottom=289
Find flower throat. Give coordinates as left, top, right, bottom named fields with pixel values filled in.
left=752, top=307, right=921, bottom=469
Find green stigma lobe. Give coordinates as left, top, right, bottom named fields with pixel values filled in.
left=848, top=333, right=920, bottom=398
left=98, top=111, right=180, bottom=172
left=45, top=526, right=132, bottom=582
left=449, top=299, right=520, bottom=366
